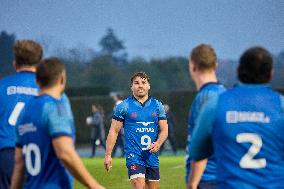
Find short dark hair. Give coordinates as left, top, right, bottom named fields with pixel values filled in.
left=130, top=72, right=150, bottom=84
left=190, top=44, right=217, bottom=71
left=238, top=47, right=272, bottom=84
left=36, top=57, right=65, bottom=88
left=14, top=40, right=43, bottom=66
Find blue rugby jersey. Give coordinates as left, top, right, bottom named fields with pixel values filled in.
left=113, top=96, right=166, bottom=168
left=190, top=84, right=284, bottom=189
left=186, top=82, right=225, bottom=182
left=16, top=94, right=75, bottom=189
left=0, top=71, right=38, bottom=150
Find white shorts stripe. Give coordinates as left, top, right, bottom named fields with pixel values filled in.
left=130, top=173, right=145, bottom=180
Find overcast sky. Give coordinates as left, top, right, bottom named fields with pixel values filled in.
left=1, top=0, right=284, bottom=60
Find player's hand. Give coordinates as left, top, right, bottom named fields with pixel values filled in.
left=149, top=142, right=160, bottom=153
left=104, top=154, right=112, bottom=172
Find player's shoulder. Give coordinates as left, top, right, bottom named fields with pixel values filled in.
left=41, top=95, right=61, bottom=112
left=195, top=82, right=225, bottom=102
left=0, top=73, right=18, bottom=85
left=116, top=97, right=130, bottom=110
left=150, top=97, right=163, bottom=106
left=200, top=82, right=226, bottom=94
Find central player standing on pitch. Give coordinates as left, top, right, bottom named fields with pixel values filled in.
left=104, top=72, right=168, bottom=189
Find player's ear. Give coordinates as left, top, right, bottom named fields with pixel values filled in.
left=60, top=71, right=66, bottom=86
left=13, top=60, right=18, bottom=71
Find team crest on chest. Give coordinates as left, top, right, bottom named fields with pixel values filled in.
left=131, top=112, right=137, bottom=118
left=152, top=112, right=157, bottom=117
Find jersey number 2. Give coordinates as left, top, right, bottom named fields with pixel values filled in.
left=236, top=133, right=266, bottom=169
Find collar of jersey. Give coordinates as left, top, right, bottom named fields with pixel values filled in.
left=237, top=82, right=270, bottom=88
left=199, top=81, right=221, bottom=92
left=132, top=95, right=151, bottom=107
left=37, top=94, right=60, bottom=101
left=18, top=71, right=35, bottom=74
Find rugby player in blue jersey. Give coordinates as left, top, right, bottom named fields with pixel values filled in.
left=186, top=44, right=225, bottom=189
left=0, top=40, right=42, bottom=189
left=190, top=47, right=284, bottom=189
left=104, top=72, right=168, bottom=189
left=11, top=58, right=105, bottom=189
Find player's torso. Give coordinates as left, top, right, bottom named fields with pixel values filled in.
left=213, top=85, right=284, bottom=188
left=0, top=72, right=38, bottom=149
left=124, top=97, right=160, bottom=167
left=19, top=96, right=72, bottom=189
left=186, top=83, right=225, bottom=181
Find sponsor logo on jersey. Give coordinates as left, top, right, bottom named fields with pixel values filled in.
left=136, top=127, right=155, bottom=133
left=18, top=123, right=37, bottom=136
left=136, top=122, right=154, bottom=126
left=7, top=86, right=38, bottom=96
left=226, top=111, right=270, bottom=123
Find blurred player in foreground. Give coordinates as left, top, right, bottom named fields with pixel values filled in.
left=0, top=40, right=42, bottom=189
left=190, top=47, right=284, bottom=188
left=11, top=58, right=105, bottom=189
left=186, top=44, right=225, bottom=189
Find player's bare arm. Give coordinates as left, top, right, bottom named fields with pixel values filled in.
left=52, top=136, right=105, bottom=189
left=11, top=148, right=25, bottom=189
left=149, top=119, right=168, bottom=153
left=104, top=119, right=123, bottom=171
left=187, top=159, right=208, bottom=189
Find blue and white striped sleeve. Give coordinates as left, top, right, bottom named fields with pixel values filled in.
left=190, top=95, right=219, bottom=161
left=43, top=101, right=73, bottom=138
left=113, top=101, right=128, bottom=122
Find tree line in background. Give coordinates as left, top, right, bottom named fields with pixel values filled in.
left=1, top=29, right=284, bottom=94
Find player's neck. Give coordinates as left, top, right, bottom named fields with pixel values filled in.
left=134, top=95, right=149, bottom=104
left=195, top=73, right=217, bottom=91
left=40, top=86, right=62, bottom=99
left=15, top=64, right=36, bottom=72
left=16, top=67, right=36, bottom=73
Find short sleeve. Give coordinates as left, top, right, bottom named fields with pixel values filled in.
left=156, top=100, right=167, bottom=120
left=113, top=101, right=128, bottom=122
left=43, top=101, right=73, bottom=138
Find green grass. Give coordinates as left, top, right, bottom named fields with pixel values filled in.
left=75, top=156, right=186, bottom=189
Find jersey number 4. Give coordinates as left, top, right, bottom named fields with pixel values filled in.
left=8, top=102, right=25, bottom=126
left=236, top=133, right=266, bottom=169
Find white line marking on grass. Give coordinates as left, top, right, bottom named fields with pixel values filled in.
left=170, top=165, right=183, bottom=169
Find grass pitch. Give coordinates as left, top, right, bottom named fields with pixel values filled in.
left=75, top=156, right=186, bottom=189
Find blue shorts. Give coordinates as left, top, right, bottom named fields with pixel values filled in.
left=0, top=148, right=15, bottom=189
left=127, top=164, right=160, bottom=181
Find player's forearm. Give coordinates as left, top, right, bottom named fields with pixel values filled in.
left=60, top=149, right=101, bottom=189
left=11, top=152, right=25, bottom=189
left=188, top=159, right=208, bottom=188
left=105, top=127, right=119, bottom=156
left=156, top=124, right=168, bottom=146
